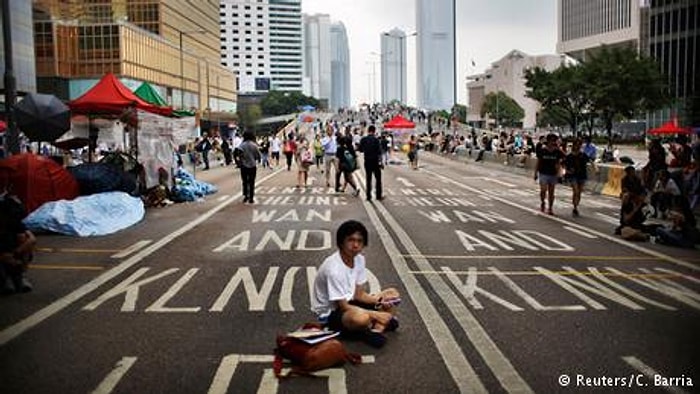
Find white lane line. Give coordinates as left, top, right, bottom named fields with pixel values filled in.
left=216, top=194, right=230, bottom=202
left=423, top=168, right=698, bottom=272
left=622, top=356, right=690, bottom=394
left=356, top=174, right=505, bottom=393
left=595, top=212, right=621, bottom=225
left=563, top=226, right=598, bottom=239
left=364, top=179, right=533, bottom=393
left=110, top=240, right=152, bottom=259
left=484, top=177, right=516, bottom=187
left=0, top=169, right=284, bottom=347
left=396, top=177, right=416, bottom=187
left=90, top=357, right=137, bottom=394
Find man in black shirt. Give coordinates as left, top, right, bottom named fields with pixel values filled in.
left=0, top=182, right=35, bottom=294
left=358, top=125, right=383, bottom=201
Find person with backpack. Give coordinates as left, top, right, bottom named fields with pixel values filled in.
left=311, top=220, right=400, bottom=348
left=282, top=136, right=296, bottom=171
left=336, top=135, right=360, bottom=196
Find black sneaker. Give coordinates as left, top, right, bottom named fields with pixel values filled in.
left=385, top=317, right=399, bottom=332
left=572, top=209, right=579, bottom=217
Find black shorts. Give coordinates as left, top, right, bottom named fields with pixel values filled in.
left=324, top=300, right=375, bottom=332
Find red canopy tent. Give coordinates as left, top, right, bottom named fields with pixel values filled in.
left=69, top=73, right=172, bottom=116
left=647, top=117, right=691, bottom=135
left=383, top=115, right=415, bottom=129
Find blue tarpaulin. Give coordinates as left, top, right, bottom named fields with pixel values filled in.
left=23, top=192, right=145, bottom=236
left=171, top=168, right=218, bottom=202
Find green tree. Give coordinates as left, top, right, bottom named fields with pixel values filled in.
left=481, top=91, right=524, bottom=128
left=238, top=104, right=263, bottom=132
left=260, top=90, right=320, bottom=116
left=525, top=65, right=592, bottom=136
left=583, top=46, right=670, bottom=142
left=452, top=104, right=467, bottom=123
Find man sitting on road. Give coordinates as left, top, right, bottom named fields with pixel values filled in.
left=311, top=220, right=400, bottom=348
left=0, top=180, right=35, bottom=294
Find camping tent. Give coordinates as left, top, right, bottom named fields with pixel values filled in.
left=69, top=73, right=172, bottom=116
left=383, top=115, right=415, bottom=129
left=0, top=153, right=80, bottom=214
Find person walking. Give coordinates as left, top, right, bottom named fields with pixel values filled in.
left=322, top=126, right=339, bottom=189
left=407, top=134, right=419, bottom=170
left=336, top=135, right=360, bottom=196
left=237, top=130, right=261, bottom=204
left=295, top=136, right=313, bottom=188
left=270, top=134, right=281, bottom=167
left=282, top=136, right=296, bottom=171
left=534, top=133, right=564, bottom=215
left=564, top=138, right=589, bottom=217
left=313, top=133, right=325, bottom=172
left=358, top=125, right=384, bottom=202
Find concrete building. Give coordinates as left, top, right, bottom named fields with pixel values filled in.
left=557, top=0, right=644, bottom=61
left=0, top=0, right=37, bottom=96
left=646, top=0, right=699, bottom=127
left=330, top=22, right=350, bottom=111
left=303, top=13, right=331, bottom=107
left=380, top=28, right=408, bottom=105
left=416, top=0, right=456, bottom=111
left=268, top=0, right=303, bottom=92
left=219, top=0, right=271, bottom=94
left=32, top=0, right=236, bottom=111
left=467, top=50, right=576, bottom=129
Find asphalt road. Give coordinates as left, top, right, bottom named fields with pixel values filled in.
left=0, top=149, right=698, bottom=394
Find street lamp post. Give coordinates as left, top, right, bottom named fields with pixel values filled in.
left=178, top=29, right=206, bottom=109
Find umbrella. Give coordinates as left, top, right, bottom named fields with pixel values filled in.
left=68, top=163, right=137, bottom=195
left=0, top=153, right=80, bottom=214
left=14, top=93, right=71, bottom=142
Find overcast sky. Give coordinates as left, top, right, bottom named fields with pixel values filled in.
left=301, top=0, right=558, bottom=107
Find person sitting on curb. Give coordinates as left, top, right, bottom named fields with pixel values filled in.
left=311, top=220, right=400, bottom=348
left=0, top=182, right=35, bottom=294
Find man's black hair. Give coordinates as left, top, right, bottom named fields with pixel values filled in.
left=336, top=220, right=368, bottom=248
left=367, top=125, right=376, bottom=133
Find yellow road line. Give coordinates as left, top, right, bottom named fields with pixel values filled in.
left=408, top=270, right=685, bottom=279
left=29, top=264, right=105, bottom=271
left=37, top=247, right=120, bottom=254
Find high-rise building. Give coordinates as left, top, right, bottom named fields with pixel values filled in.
left=303, top=14, right=331, bottom=107
left=557, top=0, right=699, bottom=126
left=416, top=0, right=456, bottom=111
left=557, top=0, right=644, bottom=61
left=219, top=0, right=271, bottom=94
left=0, top=0, right=37, bottom=95
left=646, top=1, right=699, bottom=127
left=269, top=0, right=303, bottom=92
left=330, top=22, right=350, bottom=111
left=32, top=0, right=236, bottom=111
left=381, top=29, right=407, bottom=105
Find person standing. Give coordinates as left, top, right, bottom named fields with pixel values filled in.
left=321, top=126, right=339, bottom=189
left=407, top=134, right=419, bottom=170
left=196, top=132, right=213, bottom=170
left=237, top=130, right=261, bottom=204
left=270, top=133, right=281, bottom=167
left=565, top=138, right=589, bottom=217
left=358, top=125, right=384, bottom=201
left=534, top=133, right=564, bottom=215
left=295, top=136, right=313, bottom=188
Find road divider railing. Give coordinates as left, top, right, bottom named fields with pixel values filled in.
left=440, top=148, right=627, bottom=198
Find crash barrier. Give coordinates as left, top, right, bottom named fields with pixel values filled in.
left=443, top=148, right=626, bottom=197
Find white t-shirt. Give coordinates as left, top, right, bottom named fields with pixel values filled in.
left=311, top=251, right=367, bottom=317
left=270, top=136, right=281, bottom=152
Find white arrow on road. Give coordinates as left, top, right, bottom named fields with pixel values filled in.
left=396, top=177, right=415, bottom=187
